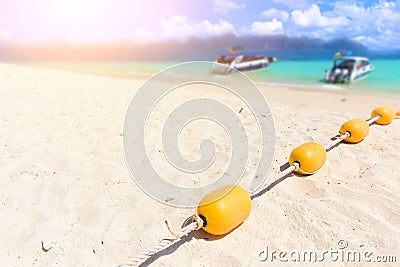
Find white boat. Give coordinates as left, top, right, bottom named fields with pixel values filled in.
left=324, top=56, right=374, bottom=83
left=211, top=53, right=276, bottom=74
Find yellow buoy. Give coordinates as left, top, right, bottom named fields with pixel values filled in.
left=396, top=111, right=400, bottom=116
left=339, top=118, right=369, bottom=143
left=289, top=142, right=327, bottom=175
left=197, top=185, right=251, bottom=235
left=371, top=106, right=395, bottom=125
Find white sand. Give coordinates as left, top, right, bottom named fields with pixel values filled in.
left=0, top=63, right=399, bottom=266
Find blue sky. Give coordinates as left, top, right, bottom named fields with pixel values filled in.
left=1, top=0, right=399, bottom=50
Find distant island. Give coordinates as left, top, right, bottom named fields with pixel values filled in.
left=0, top=34, right=372, bottom=62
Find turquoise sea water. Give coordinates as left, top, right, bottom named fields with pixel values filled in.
left=247, top=59, right=400, bottom=93
left=21, top=50, right=400, bottom=94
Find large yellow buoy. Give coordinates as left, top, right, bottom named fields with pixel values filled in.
left=289, top=142, right=327, bottom=175
left=197, top=185, right=251, bottom=235
left=339, top=118, right=369, bottom=143
left=371, top=106, right=395, bottom=125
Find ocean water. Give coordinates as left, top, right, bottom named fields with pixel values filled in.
left=22, top=50, right=400, bottom=94
left=247, top=59, right=400, bottom=93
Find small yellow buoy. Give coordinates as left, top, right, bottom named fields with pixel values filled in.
left=396, top=111, right=400, bottom=116
left=339, top=118, right=369, bottom=143
left=289, top=142, right=327, bottom=175
left=371, top=106, right=395, bottom=125
left=197, top=185, right=251, bottom=235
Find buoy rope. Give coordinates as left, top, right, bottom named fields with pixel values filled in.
left=251, top=114, right=382, bottom=197
left=249, top=163, right=298, bottom=197
left=324, top=132, right=350, bottom=150
left=366, top=114, right=381, bottom=125
left=118, top=215, right=203, bottom=267
left=119, top=111, right=397, bottom=266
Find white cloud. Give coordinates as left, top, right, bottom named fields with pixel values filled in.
left=329, top=1, right=400, bottom=48
left=214, top=0, right=245, bottom=13
left=262, top=8, right=289, bottom=21
left=129, top=1, right=400, bottom=49
left=131, top=16, right=236, bottom=43
left=332, top=1, right=399, bottom=28
left=291, top=4, right=349, bottom=27
left=353, top=35, right=379, bottom=46
left=160, top=15, right=236, bottom=41
left=250, top=19, right=284, bottom=35
left=272, top=0, right=310, bottom=9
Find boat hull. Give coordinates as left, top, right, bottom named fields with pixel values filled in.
left=211, top=56, right=275, bottom=75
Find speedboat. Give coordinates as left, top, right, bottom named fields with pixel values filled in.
left=211, top=53, right=276, bottom=74
left=324, top=56, right=374, bottom=83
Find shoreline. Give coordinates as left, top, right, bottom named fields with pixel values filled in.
left=258, top=80, right=400, bottom=99
left=8, top=61, right=400, bottom=97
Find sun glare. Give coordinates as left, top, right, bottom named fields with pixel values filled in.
left=45, top=0, right=115, bottom=42
left=1, top=0, right=188, bottom=44
left=22, top=0, right=156, bottom=43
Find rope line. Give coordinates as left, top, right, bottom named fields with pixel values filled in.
left=366, top=115, right=380, bottom=125
left=119, top=216, right=203, bottom=267
left=250, top=115, right=382, bottom=198
left=324, top=132, right=350, bottom=150
left=249, top=163, right=297, bottom=197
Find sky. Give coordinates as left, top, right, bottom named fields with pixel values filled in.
left=0, top=0, right=399, bottom=50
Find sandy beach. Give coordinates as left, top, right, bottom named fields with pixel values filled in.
left=0, top=63, right=399, bottom=266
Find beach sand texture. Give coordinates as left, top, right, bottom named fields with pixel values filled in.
left=0, top=63, right=399, bottom=266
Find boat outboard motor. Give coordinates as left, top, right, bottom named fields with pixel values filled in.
left=333, top=68, right=341, bottom=82
left=333, top=68, right=349, bottom=83
left=341, top=69, right=349, bottom=82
